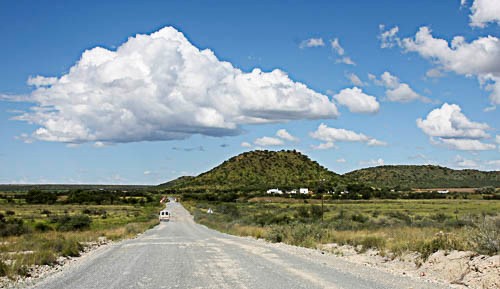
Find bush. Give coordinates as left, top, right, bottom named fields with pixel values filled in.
left=51, top=215, right=92, bottom=231
left=467, top=216, right=500, bottom=255
left=34, top=222, right=53, bottom=232
left=416, top=232, right=464, bottom=260
left=5, top=210, right=15, bottom=216
left=0, top=260, right=8, bottom=277
left=359, top=236, right=386, bottom=252
left=0, top=218, right=29, bottom=237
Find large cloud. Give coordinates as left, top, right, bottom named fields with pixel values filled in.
left=13, top=27, right=339, bottom=144
left=469, top=0, right=500, bottom=28
left=417, top=103, right=495, bottom=151
left=401, top=26, right=500, bottom=104
left=310, top=123, right=386, bottom=149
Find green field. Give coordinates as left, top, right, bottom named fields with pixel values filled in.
left=184, top=197, right=500, bottom=260
left=0, top=190, right=162, bottom=279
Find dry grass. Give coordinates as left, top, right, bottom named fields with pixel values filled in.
left=0, top=204, right=161, bottom=279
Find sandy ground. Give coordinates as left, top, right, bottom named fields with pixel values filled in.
left=320, top=243, right=499, bottom=289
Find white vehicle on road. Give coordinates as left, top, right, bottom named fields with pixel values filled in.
left=159, top=210, right=170, bottom=222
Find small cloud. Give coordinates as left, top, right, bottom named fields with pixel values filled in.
left=453, top=155, right=479, bottom=168
left=333, top=87, right=380, bottom=114
left=220, top=143, right=230, bottom=148
left=172, top=146, right=205, bottom=152
left=330, top=38, right=345, bottom=55
left=426, top=68, right=445, bottom=78
left=378, top=25, right=400, bottom=48
left=254, top=136, right=284, bottom=147
left=241, top=142, right=252, bottom=148
left=299, top=38, right=325, bottom=49
left=143, top=170, right=152, bottom=175
left=311, top=142, right=336, bottom=150
left=93, top=141, right=108, bottom=148
left=346, top=73, right=365, bottom=87
left=367, top=139, right=388, bottom=146
left=360, top=158, right=385, bottom=167
left=484, top=105, right=496, bottom=112
left=336, top=56, right=356, bottom=66
left=14, top=133, right=34, bottom=144
left=336, top=158, right=347, bottom=163
left=373, top=71, right=431, bottom=103
left=276, top=129, right=299, bottom=142
left=310, top=123, right=386, bottom=148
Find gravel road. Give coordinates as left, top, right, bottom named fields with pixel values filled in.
left=28, top=201, right=452, bottom=289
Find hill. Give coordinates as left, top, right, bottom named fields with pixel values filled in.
left=344, top=165, right=500, bottom=189
left=159, top=150, right=343, bottom=192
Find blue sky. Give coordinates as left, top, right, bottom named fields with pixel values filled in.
left=0, top=0, right=499, bottom=184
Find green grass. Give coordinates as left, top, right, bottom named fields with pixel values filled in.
left=184, top=198, right=500, bottom=260
left=0, top=202, right=162, bottom=279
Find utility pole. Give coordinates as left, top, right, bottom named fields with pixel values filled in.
left=320, top=178, right=325, bottom=223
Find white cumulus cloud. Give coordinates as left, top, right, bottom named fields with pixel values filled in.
left=417, top=103, right=490, bottom=139
left=276, top=129, right=299, bottom=142
left=11, top=26, right=339, bottom=144
left=310, top=123, right=386, bottom=149
left=374, top=71, right=430, bottom=102
left=333, top=87, right=380, bottom=114
left=241, top=142, right=252, bottom=148
left=402, top=26, right=500, bottom=105
left=469, top=0, right=500, bottom=28
left=417, top=103, right=495, bottom=151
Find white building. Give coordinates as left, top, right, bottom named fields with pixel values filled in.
left=266, top=188, right=283, bottom=195
left=299, top=188, right=309, bottom=194
left=437, top=190, right=449, bottom=194
left=287, top=190, right=297, bottom=194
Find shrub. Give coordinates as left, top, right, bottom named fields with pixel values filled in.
left=359, top=236, right=386, bottom=251
left=41, top=209, right=51, bottom=215
left=34, top=222, right=53, bottom=232
left=5, top=210, right=15, bottom=216
left=467, top=216, right=500, bottom=255
left=52, top=215, right=92, bottom=231
left=0, top=218, right=29, bottom=237
left=416, top=232, right=464, bottom=260
left=0, top=260, right=8, bottom=277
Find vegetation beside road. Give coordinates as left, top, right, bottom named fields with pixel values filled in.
left=0, top=189, right=162, bottom=279
left=183, top=197, right=500, bottom=261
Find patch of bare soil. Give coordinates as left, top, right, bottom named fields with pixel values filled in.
left=321, top=243, right=499, bottom=289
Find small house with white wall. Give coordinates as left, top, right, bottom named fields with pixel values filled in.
left=299, top=188, right=309, bottom=194
left=266, top=188, right=283, bottom=195
left=437, top=190, right=449, bottom=194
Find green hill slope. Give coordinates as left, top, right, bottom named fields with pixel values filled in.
left=344, top=165, right=500, bottom=189
left=159, top=150, right=343, bottom=192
